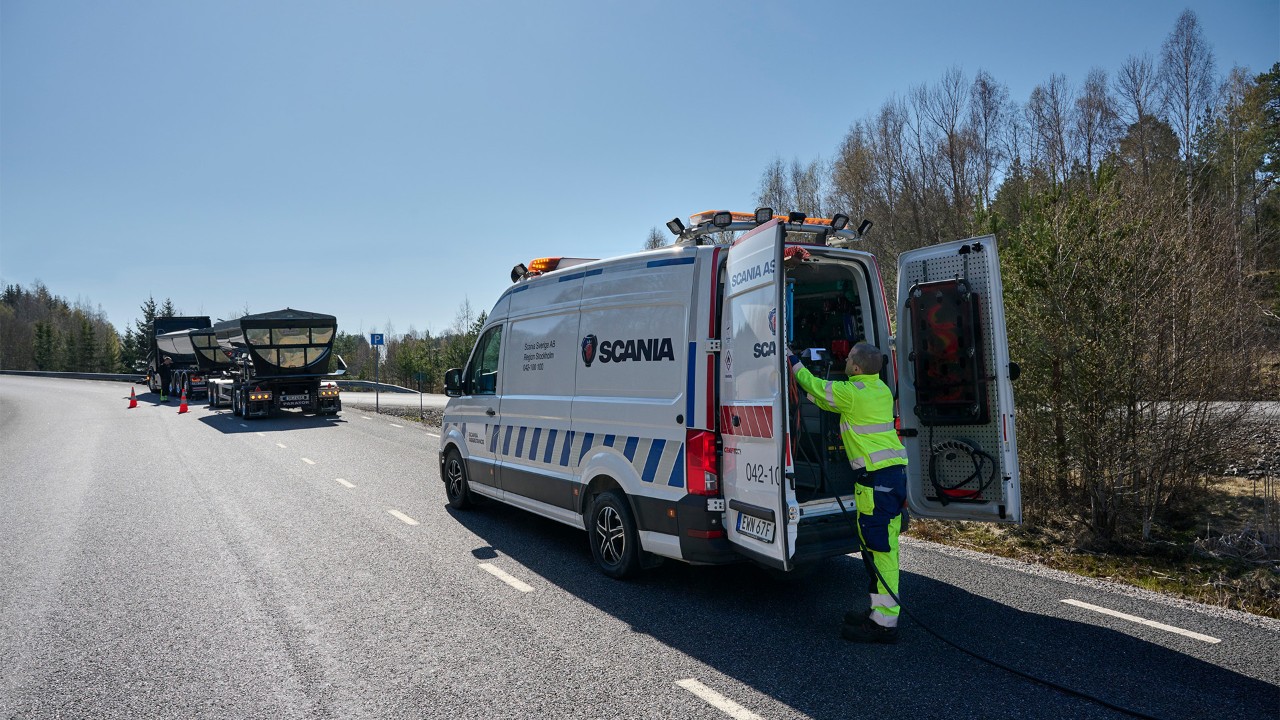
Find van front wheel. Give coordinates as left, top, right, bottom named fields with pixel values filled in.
left=589, top=490, right=641, bottom=579
left=443, top=449, right=474, bottom=510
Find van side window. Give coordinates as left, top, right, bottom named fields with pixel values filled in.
left=467, top=326, right=502, bottom=395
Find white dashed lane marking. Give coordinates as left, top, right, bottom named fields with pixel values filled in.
left=334, top=478, right=355, bottom=488
left=478, top=563, right=533, bottom=593
left=387, top=509, right=419, bottom=526
left=674, top=679, right=762, bottom=720
left=302, top=458, right=315, bottom=465
left=362, top=416, right=372, bottom=420
left=1060, top=599, right=1221, bottom=644
left=276, top=443, right=287, bottom=449
left=239, top=423, right=248, bottom=428
left=389, top=423, right=403, bottom=428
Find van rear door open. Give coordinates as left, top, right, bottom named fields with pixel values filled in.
left=895, top=235, right=1022, bottom=523
left=720, top=220, right=797, bottom=570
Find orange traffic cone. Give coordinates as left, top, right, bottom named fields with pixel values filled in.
left=128, top=387, right=138, bottom=409
left=178, top=390, right=189, bottom=414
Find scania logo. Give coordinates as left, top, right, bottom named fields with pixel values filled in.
left=581, top=335, right=676, bottom=365
left=768, top=308, right=777, bottom=336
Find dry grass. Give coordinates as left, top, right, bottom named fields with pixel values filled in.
left=907, top=496, right=1280, bottom=619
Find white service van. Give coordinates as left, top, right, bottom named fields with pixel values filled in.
left=440, top=209, right=1021, bottom=578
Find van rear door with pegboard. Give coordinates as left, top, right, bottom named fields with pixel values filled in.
left=896, top=236, right=1022, bottom=523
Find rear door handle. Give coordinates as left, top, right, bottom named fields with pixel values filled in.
left=486, top=408, right=496, bottom=416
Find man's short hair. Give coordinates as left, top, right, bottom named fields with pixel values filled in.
left=849, top=342, right=883, bottom=374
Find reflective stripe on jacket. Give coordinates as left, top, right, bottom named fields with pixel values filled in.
left=793, top=366, right=907, bottom=472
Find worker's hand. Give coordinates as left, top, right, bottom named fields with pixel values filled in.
left=787, top=353, right=801, bottom=370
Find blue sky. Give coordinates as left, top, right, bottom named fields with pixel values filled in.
left=2, top=1, right=1276, bottom=338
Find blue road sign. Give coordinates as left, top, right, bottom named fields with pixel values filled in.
left=370, top=333, right=384, bottom=346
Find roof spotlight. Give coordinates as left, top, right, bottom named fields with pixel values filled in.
left=857, top=219, right=873, bottom=237
left=666, top=217, right=685, bottom=235
left=711, top=211, right=732, bottom=228
left=787, top=211, right=806, bottom=224
left=510, top=263, right=528, bottom=283
left=754, top=207, right=773, bottom=224
left=831, top=213, right=849, bottom=231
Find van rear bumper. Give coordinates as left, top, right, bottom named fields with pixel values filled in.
left=675, top=494, right=738, bottom=565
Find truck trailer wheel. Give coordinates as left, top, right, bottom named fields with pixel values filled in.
left=442, top=448, right=474, bottom=510
left=232, top=389, right=242, bottom=417
left=588, top=490, right=641, bottom=579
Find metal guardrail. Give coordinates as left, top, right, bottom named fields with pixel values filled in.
left=0, top=370, right=144, bottom=382
left=335, top=380, right=419, bottom=394
left=0, top=370, right=426, bottom=394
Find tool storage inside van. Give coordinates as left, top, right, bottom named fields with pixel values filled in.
left=782, top=251, right=878, bottom=503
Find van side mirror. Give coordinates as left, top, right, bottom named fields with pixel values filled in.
left=1008, top=362, right=1021, bottom=382
left=443, top=368, right=464, bottom=397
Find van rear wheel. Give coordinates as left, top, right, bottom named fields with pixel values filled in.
left=443, top=449, right=474, bottom=510
left=588, top=490, right=641, bottom=579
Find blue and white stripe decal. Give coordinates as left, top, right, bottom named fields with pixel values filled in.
left=647, top=257, right=696, bottom=268
left=558, top=268, right=604, bottom=283
left=686, top=341, right=696, bottom=427
left=473, top=424, right=684, bottom=488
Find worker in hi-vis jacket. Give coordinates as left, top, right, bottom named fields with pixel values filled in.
left=787, top=341, right=908, bottom=644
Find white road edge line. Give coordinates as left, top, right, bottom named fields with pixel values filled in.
left=387, top=509, right=419, bottom=526
left=334, top=478, right=355, bottom=488
left=362, top=416, right=372, bottom=420
left=302, top=458, right=315, bottom=465
left=1061, top=599, right=1221, bottom=644
left=674, top=679, right=762, bottom=720
left=389, top=423, right=403, bottom=428
left=256, top=432, right=266, bottom=437
left=239, top=423, right=248, bottom=428
left=276, top=443, right=286, bottom=449
left=478, top=563, right=534, bottom=593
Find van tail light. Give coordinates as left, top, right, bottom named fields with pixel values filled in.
left=686, top=429, right=719, bottom=496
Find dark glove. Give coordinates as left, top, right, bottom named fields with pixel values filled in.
left=787, top=354, right=801, bottom=369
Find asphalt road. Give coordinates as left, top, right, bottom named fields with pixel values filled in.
left=2, top=376, right=1277, bottom=719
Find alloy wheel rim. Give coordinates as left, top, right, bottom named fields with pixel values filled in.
left=595, top=506, right=625, bottom=565
left=446, top=459, right=464, bottom=498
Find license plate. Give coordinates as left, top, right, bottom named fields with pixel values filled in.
left=736, top=512, right=775, bottom=543
left=282, top=394, right=308, bottom=401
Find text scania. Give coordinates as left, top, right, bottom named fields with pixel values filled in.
left=598, top=337, right=676, bottom=363
left=730, top=259, right=776, bottom=289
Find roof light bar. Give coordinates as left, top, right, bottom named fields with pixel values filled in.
left=527, top=257, right=563, bottom=274
left=672, top=209, right=869, bottom=246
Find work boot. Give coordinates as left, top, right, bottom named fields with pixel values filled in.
left=843, top=609, right=871, bottom=626
left=840, top=615, right=899, bottom=644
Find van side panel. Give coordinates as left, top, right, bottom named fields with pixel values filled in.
left=494, top=276, right=586, bottom=512
left=572, top=256, right=696, bottom=535
left=440, top=293, right=511, bottom=497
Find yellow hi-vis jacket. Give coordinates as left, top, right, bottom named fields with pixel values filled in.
left=792, top=366, right=908, bottom=472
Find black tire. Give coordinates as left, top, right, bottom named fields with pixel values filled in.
left=442, top=448, right=474, bottom=510
left=588, top=489, right=641, bottom=579
left=232, top=389, right=242, bottom=417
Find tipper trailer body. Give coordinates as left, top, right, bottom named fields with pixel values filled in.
left=208, top=309, right=343, bottom=418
